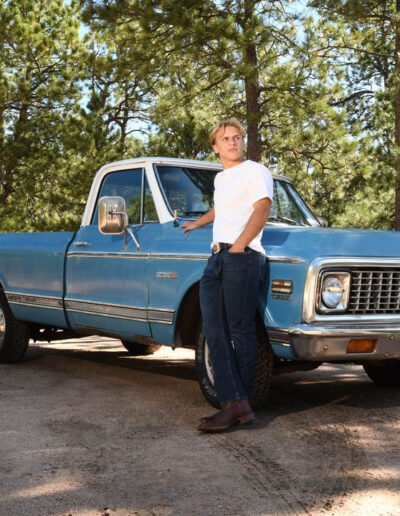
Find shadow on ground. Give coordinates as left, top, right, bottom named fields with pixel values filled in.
left=25, top=337, right=400, bottom=417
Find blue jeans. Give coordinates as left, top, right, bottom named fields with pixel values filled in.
left=199, top=248, right=266, bottom=405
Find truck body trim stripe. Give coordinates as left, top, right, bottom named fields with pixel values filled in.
left=67, top=251, right=209, bottom=260
left=5, top=292, right=174, bottom=325
left=64, top=299, right=174, bottom=324
left=6, top=292, right=64, bottom=310
left=67, top=251, right=303, bottom=263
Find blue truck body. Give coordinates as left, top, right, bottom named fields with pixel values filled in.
left=2, top=157, right=400, bottom=405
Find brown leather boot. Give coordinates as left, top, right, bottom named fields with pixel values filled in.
left=199, top=400, right=253, bottom=423
left=199, top=411, right=219, bottom=424
left=197, top=399, right=255, bottom=432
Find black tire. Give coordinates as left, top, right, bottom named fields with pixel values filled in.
left=195, top=317, right=274, bottom=409
left=121, top=340, right=161, bottom=356
left=363, top=361, right=400, bottom=387
left=0, top=291, right=30, bottom=363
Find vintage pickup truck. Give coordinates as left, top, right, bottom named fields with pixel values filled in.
left=1, top=157, right=400, bottom=407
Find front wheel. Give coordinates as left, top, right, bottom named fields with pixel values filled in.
left=121, top=340, right=161, bottom=356
left=0, top=291, right=30, bottom=363
left=195, top=318, right=274, bottom=409
left=363, top=361, right=400, bottom=387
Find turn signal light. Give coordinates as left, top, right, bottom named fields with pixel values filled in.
left=346, top=339, right=377, bottom=353
left=271, top=279, right=293, bottom=294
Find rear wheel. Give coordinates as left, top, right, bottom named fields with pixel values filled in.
left=195, top=318, right=274, bottom=409
left=121, top=340, right=161, bottom=356
left=0, top=291, right=30, bottom=363
left=363, top=361, right=400, bottom=387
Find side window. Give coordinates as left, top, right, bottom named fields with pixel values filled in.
left=92, top=169, right=143, bottom=225
left=144, top=175, right=159, bottom=222
left=91, top=168, right=159, bottom=225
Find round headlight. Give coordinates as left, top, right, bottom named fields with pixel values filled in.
left=321, top=275, right=344, bottom=308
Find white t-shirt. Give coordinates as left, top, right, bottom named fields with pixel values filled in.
left=212, top=160, right=273, bottom=255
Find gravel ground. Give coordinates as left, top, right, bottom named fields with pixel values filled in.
left=1, top=336, right=400, bottom=516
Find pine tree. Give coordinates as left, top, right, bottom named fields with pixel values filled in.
left=308, top=0, right=400, bottom=229
left=0, top=0, right=86, bottom=231
left=83, top=0, right=357, bottom=227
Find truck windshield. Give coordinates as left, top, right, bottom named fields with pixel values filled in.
left=155, top=164, right=319, bottom=227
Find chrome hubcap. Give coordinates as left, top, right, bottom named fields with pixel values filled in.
left=0, top=308, right=5, bottom=344
left=204, top=340, right=215, bottom=386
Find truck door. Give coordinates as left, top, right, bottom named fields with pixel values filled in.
left=65, top=167, right=161, bottom=340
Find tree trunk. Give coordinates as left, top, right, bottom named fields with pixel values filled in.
left=395, top=0, right=400, bottom=230
left=244, top=45, right=261, bottom=162
left=119, top=103, right=129, bottom=156
left=0, top=183, right=14, bottom=207
left=243, top=0, right=261, bottom=162
left=1, top=104, right=28, bottom=206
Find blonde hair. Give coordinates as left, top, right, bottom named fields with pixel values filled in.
left=209, top=118, right=246, bottom=145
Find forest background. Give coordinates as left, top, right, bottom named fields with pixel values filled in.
left=1, top=0, right=400, bottom=232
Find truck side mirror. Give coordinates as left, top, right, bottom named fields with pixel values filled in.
left=98, top=196, right=127, bottom=234
left=98, top=196, right=141, bottom=251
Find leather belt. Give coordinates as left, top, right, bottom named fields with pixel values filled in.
left=212, top=242, right=232, bottom=254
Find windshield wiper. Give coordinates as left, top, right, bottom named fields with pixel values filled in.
left=268, top=215, right=306, bottom=226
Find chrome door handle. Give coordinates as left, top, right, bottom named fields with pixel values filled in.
left=73, top=242, right=92, bottom=247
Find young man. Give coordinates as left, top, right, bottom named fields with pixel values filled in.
left=182, top=119, right=273, bottom=432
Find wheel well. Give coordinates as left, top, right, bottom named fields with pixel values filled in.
left=174, top=283, right=201, bottom=349
left=255, top=311, right=268, bottom=336
left=174, top=282, right=269, bottom=350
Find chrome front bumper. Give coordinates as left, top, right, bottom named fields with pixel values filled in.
left=272, top=324, right=400, bottom=362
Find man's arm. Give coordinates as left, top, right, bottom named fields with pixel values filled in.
left=229, top=198, right=271, bottom=253
left=181, top=207, right=215, bottom=233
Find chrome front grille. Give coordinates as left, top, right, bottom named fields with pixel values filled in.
left=349, top=269, right=400, bottom=314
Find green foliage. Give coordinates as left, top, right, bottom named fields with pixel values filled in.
left=0, top=0, right=87, bottom=231
left=1, top=0, right=398, bottom=232
left=307, top=0, right=399, bottom=228
left=87, top=0, right=360, bottom=226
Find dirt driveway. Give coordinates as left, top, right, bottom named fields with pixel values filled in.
left=1, top=336, right=400, bottom=516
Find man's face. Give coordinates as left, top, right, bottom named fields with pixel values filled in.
left=212, top=125, right=245, bottom=163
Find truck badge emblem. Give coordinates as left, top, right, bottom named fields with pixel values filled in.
left=156, top=272, right=178, bottom=279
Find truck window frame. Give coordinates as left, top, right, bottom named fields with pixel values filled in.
left=90, top=168, right=159, bottom=226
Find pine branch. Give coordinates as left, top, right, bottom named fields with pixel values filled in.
left=311, top=44, right=393, bottom=59
left=328, top=90, right=375, bottom=106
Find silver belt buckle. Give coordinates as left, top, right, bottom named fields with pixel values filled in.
left=213, top=242, right=221, bottom=254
